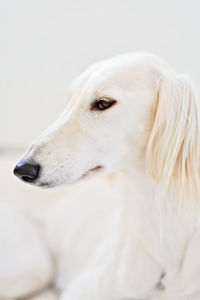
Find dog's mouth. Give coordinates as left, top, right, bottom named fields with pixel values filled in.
left=38, top=165, right=103, bottom=189
left=79, top=165, right=103, bottom=180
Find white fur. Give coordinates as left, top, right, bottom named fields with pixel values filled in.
left=2, top=52, right=200, bottom=299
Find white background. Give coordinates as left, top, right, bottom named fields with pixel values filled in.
left=1, top=0, right=200, bottom=149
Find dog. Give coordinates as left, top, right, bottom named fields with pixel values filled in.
left=5, top=52, right=200, bottom=299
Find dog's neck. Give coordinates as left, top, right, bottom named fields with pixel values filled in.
left=111, top=164, right=200, bottom=222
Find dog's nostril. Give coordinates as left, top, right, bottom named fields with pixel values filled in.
left=13, top=162, right=40, bottom=183
left=21, top=175, right=37, bottom=183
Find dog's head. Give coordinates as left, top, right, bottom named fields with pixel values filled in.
left=14, top=52, right=200, bottom=195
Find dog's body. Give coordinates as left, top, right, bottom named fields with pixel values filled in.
left=2, top=52, right=200, bottom=299
left=42, top=172, right=200, bottom=300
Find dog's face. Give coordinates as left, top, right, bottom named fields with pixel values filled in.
left=15, top=52, right=199, bottom=192
left=15, top=53, right=159, bottom=188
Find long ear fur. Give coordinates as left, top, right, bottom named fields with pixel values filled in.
left=146, top=74, right=200, bottom=202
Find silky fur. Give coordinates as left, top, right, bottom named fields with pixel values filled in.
left=4, top=52, right=200, bottom=299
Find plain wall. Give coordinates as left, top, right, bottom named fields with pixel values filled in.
left=1, top=0, right=200, bottom=149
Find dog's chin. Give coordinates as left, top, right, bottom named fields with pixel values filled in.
left=37, top=166, right=104, bottom=189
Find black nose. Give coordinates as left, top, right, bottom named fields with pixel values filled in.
left=13, top=162, right=40, bottom=183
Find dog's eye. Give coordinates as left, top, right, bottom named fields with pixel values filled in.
left=91, top=98, right=117, bottom=111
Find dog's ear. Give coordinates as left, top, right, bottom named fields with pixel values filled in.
left=146, top=74, right=200, bottom=196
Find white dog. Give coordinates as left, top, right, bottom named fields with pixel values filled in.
left=3, top=52, right=200, bottom=300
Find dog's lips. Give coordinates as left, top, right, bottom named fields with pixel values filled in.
left=80, top=165, right=103, bottom=180
left=37, top=166, right=103, bottom=189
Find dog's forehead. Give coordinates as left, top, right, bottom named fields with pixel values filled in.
left=68, top=55, right=141, bottom=99
left=64, top=52, right=168, bottom=113
left=71, top=52, right=165, bottom=95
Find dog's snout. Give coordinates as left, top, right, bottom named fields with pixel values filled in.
left=13, top=162, right=40, bottom=183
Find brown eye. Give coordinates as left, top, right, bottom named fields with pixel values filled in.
left=91, top=98, right=117, bottom=111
